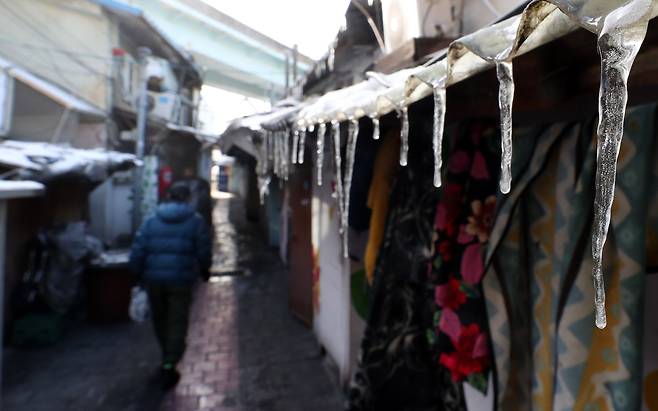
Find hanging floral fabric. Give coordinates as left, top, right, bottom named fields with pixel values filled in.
left=347, top=117, right=444, bottom=411
left=425, top=123, right=500, bottom=399
left=483, top=104, right=657, bottom=411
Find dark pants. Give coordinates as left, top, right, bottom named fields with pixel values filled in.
left=147, top=284, right=193, bottom=366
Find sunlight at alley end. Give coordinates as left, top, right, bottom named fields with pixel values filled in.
left=4, top=0, right=658, bottom=410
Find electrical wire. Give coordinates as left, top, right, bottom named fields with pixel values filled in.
left=350, top=0, right=386, bottom=52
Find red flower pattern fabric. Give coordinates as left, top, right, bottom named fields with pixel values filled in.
left=427, top=124, right=498, bottom=393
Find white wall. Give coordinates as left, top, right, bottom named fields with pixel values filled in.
left=311, top=152, right=352, bottom=385
left=89, top=170, right=134, bottom=246
left=0, top=0, right=114, bottom=111
left=382, top=0, right=527, bottom=50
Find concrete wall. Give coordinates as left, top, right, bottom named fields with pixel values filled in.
left=0, top=0, right=115, bottom=111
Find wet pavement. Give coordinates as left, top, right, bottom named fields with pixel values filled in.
left=2, top=196, right=343, bottom=411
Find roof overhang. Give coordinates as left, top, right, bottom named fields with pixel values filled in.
left=0, top=180, right=44, bottom=200
left=0, top=56, right=106, bottom=119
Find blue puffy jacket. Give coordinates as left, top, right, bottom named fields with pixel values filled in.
left=129, top=202, right=212, bottom=285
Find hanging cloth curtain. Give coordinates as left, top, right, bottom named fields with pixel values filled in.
left=424, top=122, right=500, bottom=402
left=348, top=117, right=444, bottom=411
left=483, top=104, right=657, bottom=411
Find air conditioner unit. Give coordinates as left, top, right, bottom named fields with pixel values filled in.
left=148, top=91, right=180, bottom=123
left=119, top=129, right=135, bottom=142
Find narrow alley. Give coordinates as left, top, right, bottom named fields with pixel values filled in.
left=2, top=197, right=343, bottom=411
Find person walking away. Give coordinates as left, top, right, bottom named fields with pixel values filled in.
left=130, top=184, right=212, bottom=389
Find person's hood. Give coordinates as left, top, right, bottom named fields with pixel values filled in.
left=156, top=202, right=195, bottom=223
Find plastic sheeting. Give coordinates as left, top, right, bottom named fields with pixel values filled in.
left=0, top=140, right=140, bottom=183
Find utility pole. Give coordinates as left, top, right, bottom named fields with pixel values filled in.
left=132, top=46, right=151, bottom=232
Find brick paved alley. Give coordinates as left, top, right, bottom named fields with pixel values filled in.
left=2, top=197, right=343, bottom=411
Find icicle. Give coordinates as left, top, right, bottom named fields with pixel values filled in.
left=342, top=119, right=359, bottom=259
left=316, top=123, right=326, bottom=186
left=260, top=133, right=269, bottom=175
left=292, top=129, right=300, bottom=165
left=258, top=175, right=271, bottom=205
left=591, top=11, right=649, bottom=330
left=332, top=121, right=345, bottom=239
left=371, top=116, right=380, bottom=140
left=299, top=128, right=307, bottom=164
left=496, top=61, right=515, bottom=194
left=267, top=132, right=274, bottom=162
left=399, top=106, right=409, bottom=166
left=273, top=133, right=281, bottom=177
left=282, top=130, right=290, bottom=181
left=432, top=85, right=446, bottom=188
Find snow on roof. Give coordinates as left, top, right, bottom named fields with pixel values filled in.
left=0, top=140, right=140, bottom=183
left=0, top=56, right=106, bottom=118
left=0, top=180, right=44, bottom=199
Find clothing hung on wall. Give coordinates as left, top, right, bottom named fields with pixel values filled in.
left=483, top=104, right=658, bottom=411
left=425, top=122, right=500, bottom=403
left=348, top=116, right=444, bottom=411
left=364, top=131, right=400, bottom=284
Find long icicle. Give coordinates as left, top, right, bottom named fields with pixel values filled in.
left=316, top=124, right=326, bottom=186
left=273, top=133, right=280, bottom=177
left=261, top=132, right=269, bottom=175
left=496, top=61, right=515, bottom=194
left=283, top=130, right=290, bottom=181
left=432, top=85, right=446, bottom=188
left=267, top=131, right=274, bottom=162
left=342, top=119, right=359, bottom=259
left=399, top=106, right=409, bottom=166
left=332, top=121, right=345, bottom=239
left=591, top=17, right=649, bottom=330
left=372, top=116, right=380, bottom=140
left=298, top=128, right=307, bottom=164
left=291, top=129, right=299, bottom=165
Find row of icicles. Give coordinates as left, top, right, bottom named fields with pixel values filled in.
left=259, top=17, right=648, bottom=330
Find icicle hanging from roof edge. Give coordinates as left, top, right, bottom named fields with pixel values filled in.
left=591, top=4, right=650, bottom=330
left=258, top=175, right=271, bottom=205
left=371, top=116, right=380, bottom=140
left=316, top=123, right=326, bottom=186
left=283, top=129, right=291, bottom=181
left=432, top=85, right=446, bottom=188
left=298, top=128, right=307, bottom=164
left=259, top=132, right=269, bottom=176
left=283, top=130, right=290, bottom=181
left=399, top=106, right=409, bottom=166
left=267, top=131, right=274, bottom=162
left=496, top=61, right=515, bottom=195
left=332, top=121, right=346, bottom=240
left=268, top=134, right=279, bottom=176
left=292, top=129, right=299, bottom=165
left=277, top=132, right=284, bottom=178
left=342, top=118, right=360, bottom=259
